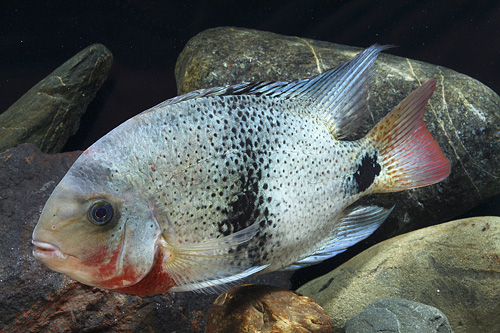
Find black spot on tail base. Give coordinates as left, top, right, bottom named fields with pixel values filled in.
left=353, top=152, right=381, bottom=193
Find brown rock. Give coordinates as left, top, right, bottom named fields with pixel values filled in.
left=0, top=144, right=293, bottom=332
left=206, top=284, right=331, bottom=333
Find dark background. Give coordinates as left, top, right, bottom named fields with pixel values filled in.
left=1, top=0, right=500, bottom=287
left=1, top=0, right=499, bottom=151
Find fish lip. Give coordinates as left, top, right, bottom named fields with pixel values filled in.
left=32, top=240, right=69, bottom=260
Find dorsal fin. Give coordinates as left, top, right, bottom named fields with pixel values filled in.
left=302, top=44, right=391, bottom=138
left=150, top=45, right=390, bottom=138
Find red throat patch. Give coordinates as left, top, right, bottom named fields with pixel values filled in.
left=112, top=248, right=176, bottom=295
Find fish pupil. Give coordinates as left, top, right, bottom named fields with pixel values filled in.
left=89, top=201, right=113, bottom=225
left=94, top=207, right=107, bottom=219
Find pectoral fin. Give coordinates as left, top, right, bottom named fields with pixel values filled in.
left=162, top=221, right=268, bottom=293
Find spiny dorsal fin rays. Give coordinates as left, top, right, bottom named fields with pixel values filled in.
left=145, top=45, right=391, bottom=139
left=161, top=221, right=268, bottom=294
left=142, top=80, right=299, bottom=115
left=146, top=79, right=308, bottom=114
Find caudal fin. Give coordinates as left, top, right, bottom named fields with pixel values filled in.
left=368, top=80, right=450, bottom=192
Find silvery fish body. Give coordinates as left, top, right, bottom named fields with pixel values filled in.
left=32, top=46, right=450, bottom=294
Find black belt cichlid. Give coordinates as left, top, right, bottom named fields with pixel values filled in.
left=32, top=45, right=450, bottom=294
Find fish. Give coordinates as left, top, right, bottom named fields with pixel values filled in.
left=32, top=45, right=450, bottom=295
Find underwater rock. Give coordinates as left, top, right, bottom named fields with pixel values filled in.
left=0, top=144, right=292, bottom=332
left=296, top=216, right=500, bottom=333
left=206, top=284, right=331, bottom=333
left=175, top=27, right=500, bottom=239
left=0, top=43, right=113, bottom=154
left=343, top=297, right=453, bottom=333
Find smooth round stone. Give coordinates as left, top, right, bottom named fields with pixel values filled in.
left=297, top=216, right=500, bottom=332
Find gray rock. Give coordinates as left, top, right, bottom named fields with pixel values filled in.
left=296, top=216, right=500, bottom=333
left=175, top=27, right=500, bottom=239
left=344, top=297, right=453, bottom=333
left=0, top=144, right=292, bottom=332
left=0, top=44, right=113, bottom=154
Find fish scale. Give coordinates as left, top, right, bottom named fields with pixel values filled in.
left=32, top=45, right=450, bottom=294
left=141, top=95, right=361, bottom=269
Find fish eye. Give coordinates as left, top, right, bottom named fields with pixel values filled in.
left=88, top=201, right=114, bottom=226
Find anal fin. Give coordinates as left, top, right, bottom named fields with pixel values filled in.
left=282, top=205, right=392, bottom=271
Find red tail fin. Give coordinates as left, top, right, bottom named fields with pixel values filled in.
left=368, top=80, right=450, bottom=192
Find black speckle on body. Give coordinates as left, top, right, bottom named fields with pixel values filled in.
left=217, top=97, right=270, bottom=237
left=146, top=93, right=356, bottom=269
left=219, top=174, right=259, bottom=236
left=353, top=152, right=381, bottom=193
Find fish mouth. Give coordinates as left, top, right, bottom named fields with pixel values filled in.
left=32, top=240, right=69, bottom=261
